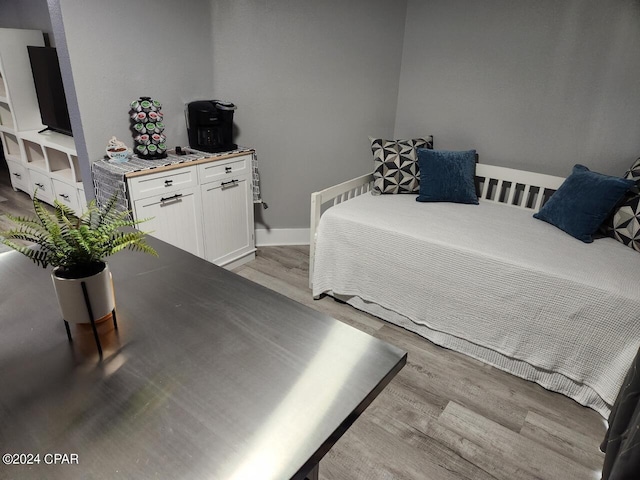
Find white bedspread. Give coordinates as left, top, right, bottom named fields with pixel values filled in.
left=312, top=194, right=640, bottom=417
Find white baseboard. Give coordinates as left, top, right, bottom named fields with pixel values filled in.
left=255, top=228, right=310, bottom=247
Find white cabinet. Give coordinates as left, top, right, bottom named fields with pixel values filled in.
left=133, top=186, right=204, bottom=258
left=0, top=28, right=43, bottom=195
left=5, top=158, right=28, bottom=192
left=52, top=178, right=82, bottom=213
left=29, top=168, right=54, bottom=204
left=127, top=152, right=256, bottom=269
left=0, top=28, right=85, bottom=210
left=129, top=165, right=198, bottom=199
left=198, top=154, right=250, bottom=182
left=201, top=175, right=254, bottom=266
left=18, top=126, right=85, bottom=210
left=0, top=28, right=44, bottom=133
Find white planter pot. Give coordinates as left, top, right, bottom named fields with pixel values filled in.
left=51, top=262, right=116, bottom=324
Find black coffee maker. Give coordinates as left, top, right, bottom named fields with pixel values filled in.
left=185, top=100, right=237, bottom=153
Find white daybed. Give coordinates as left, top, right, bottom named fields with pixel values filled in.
left=310, top=164, right=640, bottom=418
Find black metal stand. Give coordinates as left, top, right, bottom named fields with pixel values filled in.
left=63, top=280, right=117, bottom=359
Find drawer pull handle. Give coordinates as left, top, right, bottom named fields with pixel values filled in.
left=221, top=179, right=239, bottom=188
left=161, top=193, right=183, bottom=203
left=164, top=179, right=173, bottom=186
left=225, top=166, right=232, bottom=173
left=35, top=182, right=45, bottom=189
left=60, top=194, right=70, bottom=200
left=13, top=173, right=21, bottom=178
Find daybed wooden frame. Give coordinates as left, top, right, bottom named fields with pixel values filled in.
left=309, top=164, right=566, bottom=286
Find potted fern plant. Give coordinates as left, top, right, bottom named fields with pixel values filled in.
left=1, top=193, right=157, bottom=324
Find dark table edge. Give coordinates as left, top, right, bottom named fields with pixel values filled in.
left=292, top=352, right=408, bottom=480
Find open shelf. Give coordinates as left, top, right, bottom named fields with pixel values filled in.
left=46, top=147, right=80, bottom=184
left=46, top=146, right=70, bottom=173
left=23, top=139, right=47, bottom=170
left=70, top=155, right=82, bottom=183
left=50, top=167, right=75, bottom=183
left=0, top=101, right=13, bottom=129
left=20, top=129, right=76, bottom=154
left=0, top=71, right=6, bottom=97
left=1, top=131, right=20, bottom=156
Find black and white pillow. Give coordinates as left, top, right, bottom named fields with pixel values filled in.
left=370, top=136, right=434, bottom=194
left=625, top=157, right=640, bottom=194
left=602, top=157, right=640, bottom=251
left=610, top=194, right=640, bottom=251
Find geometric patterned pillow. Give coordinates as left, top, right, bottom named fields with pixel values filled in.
left=601, top=157, right=640, bottom=248
left=370, top=136, right=434, bottom=194
left=611, top=193, right=640, bottom=252
left=624, top=156, right=640, bottom=194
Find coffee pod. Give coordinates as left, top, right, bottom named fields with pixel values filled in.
left=152, top=99, right=162, bottom=110
left=147, top=144, right=158, bottom=155
left=133, top=123, right=146, bottom=134
left=157, top=143, right=167, bottom=153
left=131, top=111, right=147, bottom=123
left=151, top=133, right=162, bottom=143
left=140, top=99, right=152, bottom=112
left=148, top=111, right=159, bottom=122
left=136, top=144, right=148, bottom=156
left=130, top=100, right=141, bottom=112
left=145, top=122, right=156, bottom=134
left=136, top=134, right=151, bottom=145
left=155, top=122, right=165, bottom=132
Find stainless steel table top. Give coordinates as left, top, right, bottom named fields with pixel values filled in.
left=0, top=238, right=406, bottom=479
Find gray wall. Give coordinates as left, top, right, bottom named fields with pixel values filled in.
left=57, top=0, right=214, bottom=186
left=395, top=0, right=640, bottom=177
left=0, top=0, right=54, bottom=45
left=210, top=0, right=408, bottom=230
left=4, top=0, right=640, bottom=231
left=0, top=0, right=214, bottom=198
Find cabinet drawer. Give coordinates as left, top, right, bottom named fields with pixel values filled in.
left=132, top=187, right=204, bottom=258
left=201, top=174, right=255, bottom=266
left=5, top=159, right=29, bottom=192
left=202, top=173, right=251, bottom=192
left=198, top=154, right=251, bottom=185
left=52, top=179, right=81, bottom=213
left=128, top=165, right=197, bottom=200
left=29, top=169, right=54, bottom=203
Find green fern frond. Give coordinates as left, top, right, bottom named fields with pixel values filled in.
left=32, top=195, right=57, bottom=232
left=105, top=231, right=157, bottom=257
left=1, top=192, right=157, bottom=271
left=126, top=241, right=159, bottom=257
left=1, top=229, right=55, bottom=250
left=1, top=240, right=50, bottom=268
left=53, top=199, right=79, bottom=224
left=4, top=213, right=46, bottom=231
left=95, top=193, right=119, bottom=228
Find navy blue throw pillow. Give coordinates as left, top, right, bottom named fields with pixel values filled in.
left=416, top=149, right=478, bottom=204
left=533, top=164, right=635, bottom=243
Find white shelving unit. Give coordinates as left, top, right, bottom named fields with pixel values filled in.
left=0, top=28, right=85, bottom=212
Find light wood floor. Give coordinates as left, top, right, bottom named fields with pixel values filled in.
left=0, top=165, right=607, bottom=480
left=233, top=246, right=606, bottom=480
left=0, top=161, right=41, bottom=233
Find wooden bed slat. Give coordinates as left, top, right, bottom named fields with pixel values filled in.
left=506, top=182, right=517, bottom=206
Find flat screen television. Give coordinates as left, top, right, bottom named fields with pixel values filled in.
left=27, top=46, right=73, bottom=136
